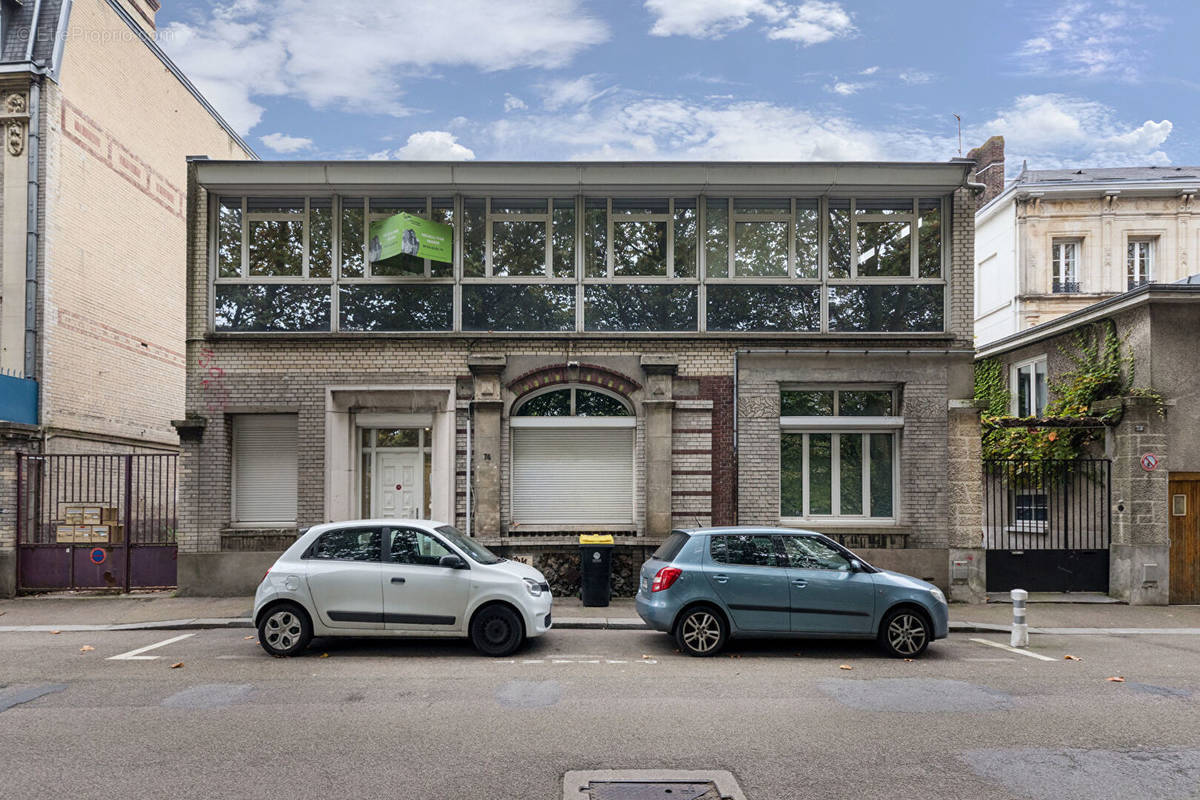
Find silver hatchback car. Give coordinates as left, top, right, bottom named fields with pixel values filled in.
left=635, top=527, right=948, bottom=657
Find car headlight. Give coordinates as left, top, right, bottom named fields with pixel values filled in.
left=523, top=577, right=543, bottom=597
left=929, top=587, right=947, bottom=605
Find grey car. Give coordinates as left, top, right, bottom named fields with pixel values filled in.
left=635, top=527, right=949, bottom=657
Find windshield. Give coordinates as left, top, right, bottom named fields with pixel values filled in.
left=436, top=525, right=504, bottom=565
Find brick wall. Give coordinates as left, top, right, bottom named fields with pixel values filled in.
left=40, top=0, right=250, bottom=447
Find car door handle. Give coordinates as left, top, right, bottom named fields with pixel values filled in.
left=712, top=574, right=728, bottom=583
left=391, top=577, right=405, bottom=584
left=791, top=580, right=808, bottom=588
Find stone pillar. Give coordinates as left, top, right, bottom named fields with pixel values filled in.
left=947, top=401, right=986, bottom=603
left=1098, top=396, right=1170, bottom=604
left=641, top=356, right=676, bottom=538
left=467, top=355, right=505, bottom=537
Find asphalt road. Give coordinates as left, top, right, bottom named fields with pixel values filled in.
left=2, top=627, right=1199, bottom=800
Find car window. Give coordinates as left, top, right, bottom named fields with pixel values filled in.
left=307, top=528, right=380, bottom=562
left=710, top=534, right=779, bottom=567
left=388, top=527, right=453, bottom=566
left=783, top=536, right=851, bottom=571
left=653, top=531, right=690, bottom=561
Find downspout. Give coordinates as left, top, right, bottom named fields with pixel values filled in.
left=24, top=79, right=41, bottom=382
left=465, top=401, right=473, bottom=537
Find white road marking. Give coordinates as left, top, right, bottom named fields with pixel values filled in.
left=107, top=633, right=195, bottom=661
left=968, top=637, right=1057, bottom=661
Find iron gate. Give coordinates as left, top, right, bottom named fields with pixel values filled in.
left=984, top=458, right=1111, bottom=593
left=16, top=453, right=178, bottom=591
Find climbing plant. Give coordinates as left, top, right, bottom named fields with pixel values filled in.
left=977, top=320, right=1157, bottom=461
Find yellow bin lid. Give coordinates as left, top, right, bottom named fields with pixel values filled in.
left=579, top=534, right=615, bottom=545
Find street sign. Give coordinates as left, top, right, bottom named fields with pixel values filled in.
left=1141, top=453, right=1159, bottom=471
left=90, top=548, right=107, bottom=565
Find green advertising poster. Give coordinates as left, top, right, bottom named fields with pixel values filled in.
left=368, top=212, right=453, bottom=265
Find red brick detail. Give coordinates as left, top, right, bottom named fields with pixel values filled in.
left=506, top=362, right=642, bottom=400
left=699, top=376, right=735, bottom=525
left=672, top=491, right=713, bottom=497
left=671, top=469, right=712, bottom=476
left=671, top=449, right=712, bottom=455
left=671, top=427, right=711, bottom=434
left=60, top=99, right=184, bottom=219
left=55, top=309, right=185, bottom=369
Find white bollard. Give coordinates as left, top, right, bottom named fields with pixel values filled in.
left=1010, top=588, right=1029, bottom=647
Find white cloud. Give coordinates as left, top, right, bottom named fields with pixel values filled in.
left=259, top=132, right=314, bottom=153
left=971, top=94, right=1173, bottom=171
left=504, top=94, right=528, bottom=112
left=376, top=131, right=476, bottom=161
left=828, top=81, right=866, bottom=96
left=1013, top=1, right=1161, bottom=80
left=540, top=75, right=609, bottom=109
left=645, top=0, right=853, bottom=44
left=859, top=65, right=879, bottom=75
left=160, top=0, right=608, bottom=134
left=899, top=70, right=933, bottom=85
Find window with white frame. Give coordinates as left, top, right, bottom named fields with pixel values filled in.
left=510, top=387, right=635, bottom=525
left=780, top=388, right=899, bottom=521
left=1127, top=238, right=1154, bottom=289
left=1051, top=239, right=1080, bottom=293
left=212, top=193, right=948, bottom=334
left=1012, top=492, right=1048, bottom=532
left=1012, top=357, right=1048, bottom=417
left=232, top=414, right=298, bottom=525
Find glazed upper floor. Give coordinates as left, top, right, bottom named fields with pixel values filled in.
left=189, top=160, right=975, bottom=339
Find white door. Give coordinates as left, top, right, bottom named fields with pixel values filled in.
left=376, top=451, right=423, bottom=519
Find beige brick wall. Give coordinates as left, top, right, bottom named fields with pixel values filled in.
left=41, top=0, right=250, bottom=446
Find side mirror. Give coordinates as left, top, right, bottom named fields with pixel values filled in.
left=439, top=554, right=467, bottom=569
left=848, top=559, right=863, bottom=572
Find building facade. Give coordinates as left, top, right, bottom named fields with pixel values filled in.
left=178, top=159, right=985, bottom=599
left=971, top=138, right=1200, bottom=347
left=0, top=0, right=254, bottom=595
left=977, top=280, right=1200, bottom=604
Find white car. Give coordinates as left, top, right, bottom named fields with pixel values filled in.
left=253, top=519, right=553, bottom=657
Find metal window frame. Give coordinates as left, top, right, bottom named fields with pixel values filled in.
left=1010, top=355, right=1048, bottom=417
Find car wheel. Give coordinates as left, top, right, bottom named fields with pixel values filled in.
left=470, top=604, right=525, bottom=657
left=879, top=607, right=931, bottom=658
left=258, top=603, right=313, bottom=657
left=674, top=606, right=728, bottom=657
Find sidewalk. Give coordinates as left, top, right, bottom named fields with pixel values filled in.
left=2, top=591, right=1200, bottom=634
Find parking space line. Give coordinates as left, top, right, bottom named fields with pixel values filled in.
left=968, top=637, right=1057, bottom=661
left=107, top=633, right=195, bottom=661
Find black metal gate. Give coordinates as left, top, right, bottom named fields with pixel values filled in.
left=16, top=454, right=178, bottom=591
left=984, top=459, right=1111, bottom=593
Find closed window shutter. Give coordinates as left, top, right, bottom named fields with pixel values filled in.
left=234, top=415, right=298, bottom=523
left=512, top=427, right=634, bottom=524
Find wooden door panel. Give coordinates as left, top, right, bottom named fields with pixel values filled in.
left=1169, top=478, right=1200, bottom=604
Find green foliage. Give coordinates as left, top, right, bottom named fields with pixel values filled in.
left=977, top=321, right=1150, bottom=461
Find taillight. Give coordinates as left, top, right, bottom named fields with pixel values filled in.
left=651, top=566, right=682, bottom=592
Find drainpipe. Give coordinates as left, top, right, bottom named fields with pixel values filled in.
left=465, top=401, right=473, bottom=537
left=24, top=79, right=41, bottom=382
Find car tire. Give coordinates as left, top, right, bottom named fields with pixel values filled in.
left=878, top=607, right=931, bottom=658
left=258, top=602, right=313, bottom=657
left=674, top=605, right=728, bottom=657
left=470, top=604, right=525, bottom=657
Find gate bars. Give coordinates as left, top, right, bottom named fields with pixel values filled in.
left=983, top=458, right=1111, bottom=551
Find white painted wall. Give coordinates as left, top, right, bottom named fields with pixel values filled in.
left=974, top=198, right=1018, bottom=346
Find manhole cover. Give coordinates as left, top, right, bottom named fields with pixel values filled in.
left=564, top=771, right=746, bottom=800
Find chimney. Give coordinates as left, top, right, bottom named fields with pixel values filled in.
left=966, top=135, right=1005, bottom=205
left=119, top=0, right=160, bottom=35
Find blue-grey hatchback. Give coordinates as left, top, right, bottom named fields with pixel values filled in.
left=635, top=527, right=949, bottom=657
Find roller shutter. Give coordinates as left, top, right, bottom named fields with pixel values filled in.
left=233, top=414, right=298, bottom=523
left=511, top=426, right=634, bottom=524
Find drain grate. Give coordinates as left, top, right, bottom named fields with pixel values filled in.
left=585, top=780, right=725, bottom=799
left=564, top=770, right=747, bottom=800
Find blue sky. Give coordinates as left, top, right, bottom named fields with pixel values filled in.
left=157, top=0, right=1196, bottom=172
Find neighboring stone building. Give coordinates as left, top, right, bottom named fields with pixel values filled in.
left=0, top=0, right=254, bottom=595
left=970, top=137, right=1200, bottom=347
left=178, top=158, right=985, bottom=600
left=977, top=279, right=1200, bottom=604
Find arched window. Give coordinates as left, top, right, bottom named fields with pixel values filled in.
left=510, top=386, right=635, bottom=526
left=513, top=387, right=631, bottom=417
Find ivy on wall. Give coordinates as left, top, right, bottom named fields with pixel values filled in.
left=976, top=321, right=1159, bottom=461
